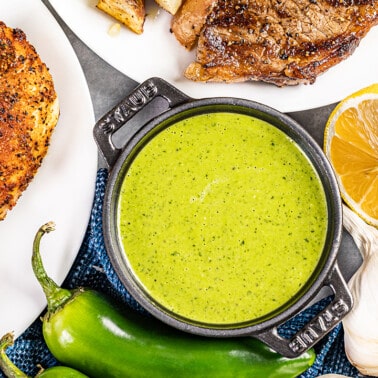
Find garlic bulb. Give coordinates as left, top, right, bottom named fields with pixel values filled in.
left=342, top=204, right=378, bottom=376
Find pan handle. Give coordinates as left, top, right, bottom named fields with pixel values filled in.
left=93, top=77, right=190, bottom=168
left=254, top=263, right=353, bottom=358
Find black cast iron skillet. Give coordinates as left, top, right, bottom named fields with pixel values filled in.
left=94, top=77, right=353, bottom=358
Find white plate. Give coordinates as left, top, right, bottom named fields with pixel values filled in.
left=0, top=0, right=97, bottom=337
left=49, top=0, right=378, bottom=112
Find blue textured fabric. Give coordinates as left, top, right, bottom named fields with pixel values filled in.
left=1, top=168, right=359, bottom=377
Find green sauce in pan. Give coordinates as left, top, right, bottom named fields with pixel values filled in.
left=117, top=112, right=328, bottom=325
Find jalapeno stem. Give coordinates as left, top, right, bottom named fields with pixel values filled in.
left=0, top=332, right=28, bottom=377
left=32, top=222, right=72, bottom=315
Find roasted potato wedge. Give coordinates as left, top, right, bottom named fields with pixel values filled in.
left=97, top=0, right=145, bottom=34
left=154, top=0, right=182, bottom=15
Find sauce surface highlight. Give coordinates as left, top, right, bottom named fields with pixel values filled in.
left=117, top=112, right=328, bottom=325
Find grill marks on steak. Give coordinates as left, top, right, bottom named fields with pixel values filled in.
left=175, top=0, right=378, bottom=86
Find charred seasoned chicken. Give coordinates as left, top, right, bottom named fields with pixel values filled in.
left=0, top=21, right=59, bottom=220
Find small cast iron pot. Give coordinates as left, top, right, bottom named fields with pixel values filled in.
left=94, top=77, right=352, bottom=358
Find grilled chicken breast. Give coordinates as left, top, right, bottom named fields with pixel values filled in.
left=173, top=0, right=378, bottom=86
left=0, top=22, right=59, bottom=220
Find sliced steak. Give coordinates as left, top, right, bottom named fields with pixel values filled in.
left=181, top=0, right=378, bottom=86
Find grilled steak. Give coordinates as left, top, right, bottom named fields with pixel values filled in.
left=173, top=0, right=378, bottom=86
left=0, top=22, right=59, bottom=220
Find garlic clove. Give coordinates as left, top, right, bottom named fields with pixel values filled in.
left=342, top=205, right=378, bottom=376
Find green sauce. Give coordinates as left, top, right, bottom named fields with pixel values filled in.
left=117, top=112, right=328, bottom=325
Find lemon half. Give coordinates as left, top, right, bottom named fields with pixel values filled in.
left=324, top=83, right=378, bottom=228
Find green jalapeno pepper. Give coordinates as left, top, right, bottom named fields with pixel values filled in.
left=0, top=332, right=88, bottom=378
left=33, top=222, right=316, bottom=378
